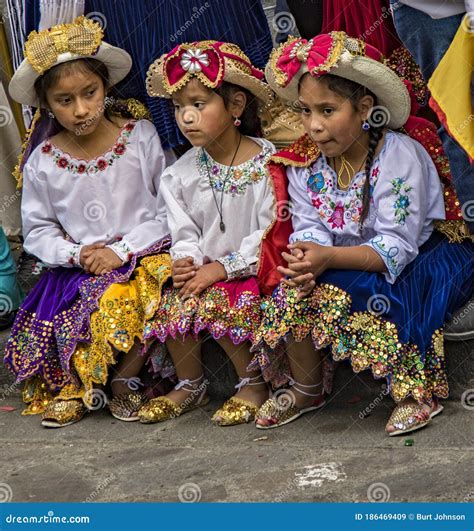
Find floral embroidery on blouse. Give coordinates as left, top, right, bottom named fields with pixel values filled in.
left=197, top=145, right=273, bottom=197
left=368, top=235, right=400, bottom=276
left=67, top=244, right=81, bottom=266
left=306, top=160, right=380, bottom=230
left=41, top=121, right=136, bottom=174
left=390, top=177, right=412, bottom=225
left=216, top=251, right=252, bottom=280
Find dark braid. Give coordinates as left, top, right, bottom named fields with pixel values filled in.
left=359, top=126, right=383, bottom=229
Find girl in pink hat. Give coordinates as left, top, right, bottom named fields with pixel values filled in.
left=139, top=41, right=279, bottom=427
left=252, top=32, right=474, bottom=435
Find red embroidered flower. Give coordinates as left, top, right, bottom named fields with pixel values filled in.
left=97, top=158, right=108, bottom=171
left=68, top=256, right=75, bottom=265
left=311, top=196, right=322, bottom=209
left=113, top=143, right=126, bottom=155
left=125, top=123, right=135, bottom=132
left=77, top=164, right=87, bottom=174
left=41, top=143, right=52, bottom=154
left=327, top=202, right=345, bottom=229
left=57, top=157, right=69, bottom=169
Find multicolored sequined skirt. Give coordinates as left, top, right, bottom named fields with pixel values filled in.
left=4, top=240, right=171, bottom=414
left=143, top=277, right=262, bottom=375
left=251, top=233, right=474, bottom=404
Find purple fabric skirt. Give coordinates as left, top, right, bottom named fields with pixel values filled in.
left=4, top=239, right=169, bottom=392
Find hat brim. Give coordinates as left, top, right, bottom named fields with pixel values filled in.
left=146, top=56, right=272, bottom=106
left=9, top=42, right=132, bottom=107
left=266, top=51, right=410, bottom=129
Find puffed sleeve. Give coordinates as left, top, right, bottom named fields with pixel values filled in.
left=21, top=161, right=82, bottom=268
left=216, top=177, right=275, bottom=280
left=107, top=122, right=170, bottom=262
left=160, top=169, right=204, bottom=266
left=361, top=136, right=445, bottom=283
left=287, top=165, right=333, bottom=246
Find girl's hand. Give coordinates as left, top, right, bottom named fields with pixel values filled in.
left=288, top=241, right=331, bottom=279
left=296, top=279, right=316, bottom=302
left=277, top=246, right=314, bottom=288
left=172, top=256, right=199, bottom=288
left=179, top=262, right=227, bottom=298
left=83, top=248, right=123, bottom=275
left=79, top=243, right=106, bottom=269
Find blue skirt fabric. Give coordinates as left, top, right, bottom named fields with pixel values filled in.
left=251, top=232, right=474, bottom=403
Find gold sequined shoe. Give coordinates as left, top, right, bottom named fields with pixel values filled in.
left=41, top=399, right=87, bottom=428
left=386, top=399, right=443, bottom=437
left=255, top=380, right=325, bottom=430
left=138, top=376, right=209, bottom=424
left=108, top=392, right=149, bottom=422
left=212, top=375, right=268, bottom=427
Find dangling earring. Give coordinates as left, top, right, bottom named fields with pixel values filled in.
left=362, top=120, right=370, bottom=131
left=233, top=116, right=241, bottom=127
left=48, top=111, right=55, bottom=119
left=104, top=95, right=115, bottom=108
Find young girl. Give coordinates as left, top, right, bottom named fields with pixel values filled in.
left=138, top=41, right=277, bottom=426
left=251, top=32, right=474, bottom=435
left=4, top=16, right=171, bottom=427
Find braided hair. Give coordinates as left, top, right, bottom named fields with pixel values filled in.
left=318, top=74, right=385, bottom=229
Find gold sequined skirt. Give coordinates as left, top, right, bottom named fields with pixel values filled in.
left=22, top=254, right=172, bottom=414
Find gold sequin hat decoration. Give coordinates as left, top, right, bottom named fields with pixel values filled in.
left=146, top=40, right=272, bottom=104
left=266, top=31, right=410, bottom=129
left=9, top=16, right=132, bottom=107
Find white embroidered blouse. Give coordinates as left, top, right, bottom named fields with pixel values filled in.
left=21, top=119, right=169, bottom=268
left=287, top=131, right=446, bottom=283
left=160, top=137, right=276, bottom=279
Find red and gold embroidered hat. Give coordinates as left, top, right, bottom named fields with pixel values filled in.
left=266, top=31, right=410, bottom=129
left=146, top=40, right=272, bottom=104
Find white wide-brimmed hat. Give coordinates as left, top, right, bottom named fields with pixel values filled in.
left=265, top=31, right=410, bottom=129
left=9, top=16, right=132, bottom=108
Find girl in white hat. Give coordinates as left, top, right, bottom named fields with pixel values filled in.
left=138, top=41, right=278, bottom=427
left=251, top=32, right=474, bottom=435
left=4, top=16, right=171, bottom=428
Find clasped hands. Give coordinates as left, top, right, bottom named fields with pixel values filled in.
left=172, top=257, right=227, bottom=299
left=278, top=241, right=331, bottom=301
left=79, top=243, right=123, bottom=275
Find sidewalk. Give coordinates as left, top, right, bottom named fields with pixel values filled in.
left=0, top=331, right=472, bottom=503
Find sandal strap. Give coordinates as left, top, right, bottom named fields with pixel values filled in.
left=111, top=377, right=144, bottom=391
left=285, top=374, right=323, bottom=397
left=234, top=375, right=265, bottom=391
left=174, top=375, right=206, bottom=392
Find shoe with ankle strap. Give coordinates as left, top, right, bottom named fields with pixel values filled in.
left=138, top=376, right=209, bottom=424
left=255, top=378, right=325, bottom=430
left=212, top=375, right=268, bottom=427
